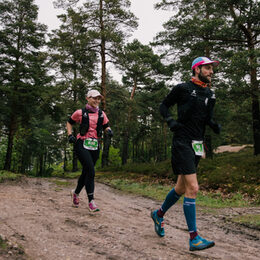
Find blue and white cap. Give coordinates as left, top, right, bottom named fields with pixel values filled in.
left=192, top=57, right=219, bottom=70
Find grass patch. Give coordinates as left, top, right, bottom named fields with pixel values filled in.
left=197, top=148, right=260, bottom=204
left=0, top=170, right=22, bottom=182
left=50, top=179, right=71, bottom=187
left=102, top=178, right=172, bottom=201
left=231, top=214, right=260, bottom=228
left=0, top=235, right=26, bottom=259
left=196, top=191, right=250, bottom=208
left=96, top=171, right=253, bottom=208
left=100, top=146, right=260, bottom=205
left=51, top=170, right=81, bottom=179
left=0, top=236, right=7, bottom=250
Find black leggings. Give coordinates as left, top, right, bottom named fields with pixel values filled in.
left=75, top=139, right=100, bottom=202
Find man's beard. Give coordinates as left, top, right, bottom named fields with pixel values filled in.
left=198, top=72, right=210, bottom=83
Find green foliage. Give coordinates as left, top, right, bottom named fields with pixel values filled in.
left=0, top=236, right=7, bottom=250
left=198, top=147, right=260, bottom=200
left=96, top=146, right=122, bottom=169
left=231, top=214, right=260, bottom=228
left=0, top=170, right=22, bottom=182
left=112, top=39, right=173, bottom=164
left=102, top=178, right=173, bottom=201
left=196, top=192, right=250, bottom=208
left=100, top=147, right=260, bottom=204
left=0, top=137, right=7, bottom=170
left=1, top=0, right=259, bottom=183
left=116, top=39, right=168, bottom=86
left=50, top=179, right=71, bottom=187
left=155, top=0, right=260, bottom=154
left=101, top=159, right=173, bottom=178
left=52, top=170, right=81, bottom=179
left=0, top=0, right=52, bottom=171
left=0, top=234, right=26, bottom=258
left=96, top=171, right=255, bottom=208
left=48, top=7, right=97, bottom=100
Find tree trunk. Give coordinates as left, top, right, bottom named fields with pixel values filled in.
left=99, top=0, right=106, bottom=111
left=63, top=146, right=67, bottom=173
left=99, top=0, right=110, bottom=167
left=38, top=155, right=43, bottom=177
left=229, top=4, right=260, bottom=155
left=122, top=130, right=129, bottom=165
left=121, top=78, right=137, bottom=165
left=247, top=34, right=260, bottom=155
left=19, top=149, right=27, bottom=174
left=163, top=123, right=167, bottom=161
left=72, top=143, right=78, bottom=172
left=250, top=58, right=260, bottom=155
left=102, top=133, right=111, bottom=167
left=132, top=142, right=135, bottom=162
left=72, top=125, right=78, bottom=171
left=4, top=115, right=17, bottom=171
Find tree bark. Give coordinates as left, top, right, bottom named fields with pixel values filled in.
left=72, top=142, right=78, bottom=172
left=121, top=78, right=137, bottom=165
left=250, top=55, right=260, bottom=155
left=63, top=146, right=67, bottom=173
left=229, top=4, right=260, bottom=155
left=4, top=115, right=17, bottom=171
left=122, top=130, right=129, bottom=165
left=102, top=133, right=111, bottom=167
left=38, top=155, right=43, bottom=177
left=99, top=0, right=110, bottom=167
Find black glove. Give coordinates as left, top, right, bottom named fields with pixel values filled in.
left=208, top=120, right=221, bottom=134
left=68, top=134, right=76, bottom=144
left=106, top=129, right=113, bottom=137
left=166, top=117, right=183, bottom=132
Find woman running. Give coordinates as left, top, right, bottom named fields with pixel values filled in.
left=66, top=89, right=113, bottom=212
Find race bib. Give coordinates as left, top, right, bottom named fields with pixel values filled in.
left=83, top=138, right=98, bottom=150
left=192, top=140, right=204, bottom=156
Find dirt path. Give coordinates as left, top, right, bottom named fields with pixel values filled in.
left=0, top=178, right=259, bottom=260
left=214, top=145, right=252, bottom=154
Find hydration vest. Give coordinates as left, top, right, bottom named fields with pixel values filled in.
left=79, top=107, right=104, bottom=137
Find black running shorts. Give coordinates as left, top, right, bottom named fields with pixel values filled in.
left=171, top=138, right=201, bottom=175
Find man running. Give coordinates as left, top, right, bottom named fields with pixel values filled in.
left=151, top=57, right=221, bottom=251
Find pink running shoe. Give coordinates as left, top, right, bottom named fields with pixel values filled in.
left=71, top=190, right=79, bottom=207
left=89, top=200, right=100, bottom=212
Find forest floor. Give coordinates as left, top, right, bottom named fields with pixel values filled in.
left=0, top=177, right=259, bottom=260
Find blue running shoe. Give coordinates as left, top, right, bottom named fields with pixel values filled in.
left=151, top=210, right=165, bottom=237
left=189, top=235, right=215, bottom=251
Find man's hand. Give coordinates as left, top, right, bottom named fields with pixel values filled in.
left=208, top=120, right=221, bottom=134
left=68, top=134, right=77, bottom=144
left=166, top=117, right=183, bottom=132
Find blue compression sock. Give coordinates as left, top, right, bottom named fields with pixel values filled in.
left=161, top=188, right=181, bottom=213
left=183, top=197, right=197, bottom=233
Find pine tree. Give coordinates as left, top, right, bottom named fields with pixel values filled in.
left=155, top=0, right=260, bottom=154
left=55, top=0, right=138, bottom=166
left=116, top=39, right=168, bottom=164
left=0, top=0, right=48, bottom=170
left=48, top=7, right=97, bottom=171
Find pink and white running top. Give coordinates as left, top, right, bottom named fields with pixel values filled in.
left=70, top=108, right=109, bottom=140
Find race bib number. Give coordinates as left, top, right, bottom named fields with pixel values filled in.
left=83, top=138, right=98, bottom=150
left=192, top=140, right=204, bottom=156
